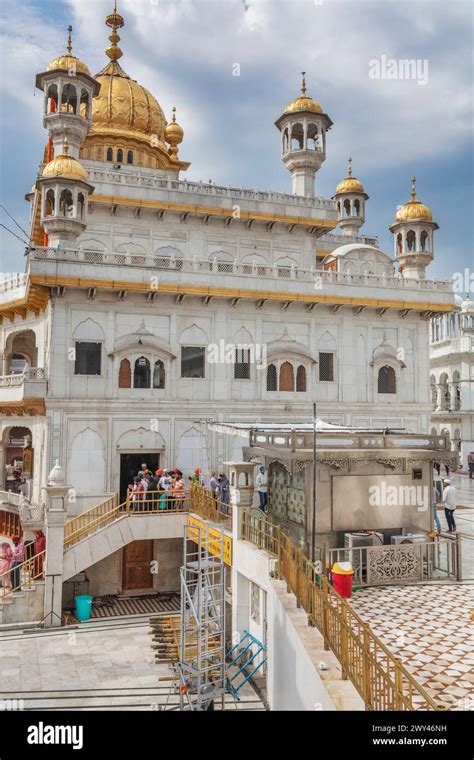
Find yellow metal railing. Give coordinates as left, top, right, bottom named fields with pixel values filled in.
left=64, top=492, right=190, bottom=549
left=241, top=508, right=439, bottom=712
left=189, top=484, right=231, bottom=530
left=0, top=550, right=46, bottom=600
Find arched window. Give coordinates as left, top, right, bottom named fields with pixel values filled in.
left=80, top=89, right=90, bottom=119
left=267, top=363, right=277, bottom=391
left=127, top=150, right=133, bottom=165
left=353, top=199, right=360, bottom=216
left=153, top=360, right=165, bottom=389
left=406, top=230, right=416, bottom=251
left=396, top=233, right=403, bottom=253
left=279, top=362, right=294, bottom=391
left=378, top=365, right=396, bottom=394
left=61, top=83, right=77, bottom=114
left=117, top=149, right=124, bottom=163
left=420, top=230, right=428, bottom=251
left=119, top=358, right=131, bottom=389
left=77, top=193, right=85, bottom=219
left=343, top=199, right=351, bottom=217
left=60, top=189, right=74, bottom=217
left=134, top=357, right=150, bottom=388
left=296, top=365, right=306, bottom=392
left=45, top=189, right=55, bottom=216
left=106, top=147, right=113, bottom=161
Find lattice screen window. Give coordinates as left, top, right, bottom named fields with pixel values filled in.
left=378, top=365, right=396, bottom=394
left=267, top=363, right=277, bottom=391
left=296, top=365, right=307, bottom=392
left=318, top=352, right=334, bottom=381
left=234, top=348, right=250, bottom=379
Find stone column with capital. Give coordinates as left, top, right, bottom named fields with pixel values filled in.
left=42, top=460, right=71, bottom=628
left=436, top=384, right=444, bottom=411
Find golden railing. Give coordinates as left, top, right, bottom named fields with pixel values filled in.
left=63, top=492, right=190, bottom=549
left=0, top=550, right=46, bottom=600
left=188, top=485, right=232, bottom=530
left=241, top=508, right=439, bottom=711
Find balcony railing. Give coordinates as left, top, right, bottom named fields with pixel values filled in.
left=27, top=247, right=453, bottom=292
left=0, top=367, right=47, bottom=388
left=0, top=273, right=28, bottom=293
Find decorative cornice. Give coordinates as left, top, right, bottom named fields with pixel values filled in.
left=0, top=398, right=46, bottom=416
left=374, top=457, right=404, bottom=470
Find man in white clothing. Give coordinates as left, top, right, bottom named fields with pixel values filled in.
left=442, top=479, right=457, bottom=532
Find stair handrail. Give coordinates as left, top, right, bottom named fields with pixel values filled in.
left=0, top=550, right=46, bottom=600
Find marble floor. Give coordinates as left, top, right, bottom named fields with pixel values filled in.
left=0, top=616, right=263, bottom=711
left=348, top=582, right=474, bottom=710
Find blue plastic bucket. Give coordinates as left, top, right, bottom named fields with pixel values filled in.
left=75, top=595, right=93, bottom=622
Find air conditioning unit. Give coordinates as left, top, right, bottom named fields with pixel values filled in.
left=344, top=532, right=384, bottom=549
left=391, top=533, right=427, bottom=545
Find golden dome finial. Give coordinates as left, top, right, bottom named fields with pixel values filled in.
left=166, top=106, right=184, bottom=160
left=67, top=25, right=73, bottom=54
left=301, top=71, right=307, bottom=96
left=105, top=0, right=125, bottom=61
left=63, top=135, right=70, bottom=155
left=348, top=156, right=353, bottom=177
left=411, top=175, right=417, bottom=199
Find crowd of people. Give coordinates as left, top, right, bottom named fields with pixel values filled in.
left=127, top=464, right=235, bottom=511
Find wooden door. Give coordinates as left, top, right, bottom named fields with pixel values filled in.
left=122, top=540, right=154, bottom=591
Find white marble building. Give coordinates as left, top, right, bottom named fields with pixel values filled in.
left=430, top=295, right=474, bottom=468
left=0, top=5, right=455, bottom=515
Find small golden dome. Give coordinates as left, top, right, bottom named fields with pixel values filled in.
left=165, top=107, right=184, bottom=145
left=395, top=177, right=433, bottom=222
left=42, top=138, right=88, bottom=182
left=47, top=26, right=91, bottom=76
left=284, top=72, right=323, bottom=114
left=335, top=157, right=365, bottom=194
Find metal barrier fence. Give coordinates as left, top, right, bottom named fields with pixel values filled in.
left=328, top=537, right=460, bottom=586
left=241, top=508, right=440, bottom=711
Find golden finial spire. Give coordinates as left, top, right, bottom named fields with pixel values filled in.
left=67, top=25, right=73, bottom=54
left=411, top=175, right=417, bottom=199
left=63, top=135, right=70, bottom=155
left=105, top=0, right=125, bottom=61
left=301, top=71, right=307, bottom=96
left=348, top=157, right=353, bottom=177
left=172, top=106, right=177, bottom=123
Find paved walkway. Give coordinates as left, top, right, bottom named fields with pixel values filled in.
left=349, top=582, right=474, bottom=710
left=0, top=616, right=262, bottom=711
left=440, top=474, right=474, bottom=580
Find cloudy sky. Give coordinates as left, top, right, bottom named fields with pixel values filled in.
left=0, top=0, right=472, bottom=284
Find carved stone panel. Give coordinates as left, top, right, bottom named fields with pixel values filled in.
left=367, top=544, right=422, bottom=584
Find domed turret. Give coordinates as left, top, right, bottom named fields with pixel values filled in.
left=36, top=136, right=94, bottom=248
left=389, top=177, right=439, bottom=280
left=275, top=72, right=333, bottom=197
left=333, top=157, right=368, bottom=236
left=35, top=26, right=100, bottom=159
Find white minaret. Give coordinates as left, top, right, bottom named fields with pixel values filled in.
left=275, top=72, right=332, bottom=197
left=35, top=26, right=100, bottom=159
left=333, top=157, right=368, bottom=236
left=389, top=176, right=438, bottom=280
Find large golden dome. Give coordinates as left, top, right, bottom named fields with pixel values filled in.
left=91, top=61, right=167, bottom=146
left=80, top=3, right=189, bottom=171
left=395, top=177, right=433, bottom=222
left=335, top=157, right=365, bottom=194
left=284, top=73, right=322, bottom=114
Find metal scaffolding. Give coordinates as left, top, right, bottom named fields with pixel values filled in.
left=175, top=522, right=226, bottom=711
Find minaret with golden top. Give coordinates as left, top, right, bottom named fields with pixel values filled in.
left=275, top=72, right=333, bottom=197
left=35, top=25, right=100, bottom=159
left=333, top=157, right=369, bottom=236
left=389, top=176, right=438, bottom=280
